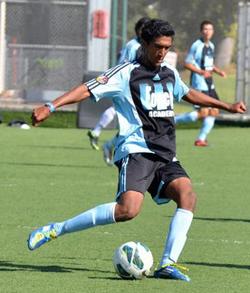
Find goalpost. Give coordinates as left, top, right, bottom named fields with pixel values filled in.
left=0, top=1, right=6, bottom=93
left=219, top=1, right=250, bottom=122
left=236, top=2, right=250, bottom=115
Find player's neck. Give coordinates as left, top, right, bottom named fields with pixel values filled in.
left=201, top=37, right=210, bottom=45
left=140, top=53, right=160, bottom=70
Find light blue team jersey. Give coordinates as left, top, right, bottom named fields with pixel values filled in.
left=118, top=38, right=141, bottom=64
left=85, top=60, right=190, bottom=163
left=185, top=38, right=215, bottom=91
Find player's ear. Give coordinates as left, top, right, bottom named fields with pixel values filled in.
left=140, top=39, right=148, bottom=51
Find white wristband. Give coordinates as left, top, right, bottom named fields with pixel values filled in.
left=45, top=102, right=56, bottom=113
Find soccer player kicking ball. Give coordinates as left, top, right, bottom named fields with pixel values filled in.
left=28, top=19, right=246, bottom=282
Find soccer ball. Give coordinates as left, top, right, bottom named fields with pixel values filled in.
left=113, top=241, right=154, bottom=280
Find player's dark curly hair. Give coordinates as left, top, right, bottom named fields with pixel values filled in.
left=135, top=17, right=151, bottom=37
left=140, top=19, right=175, bottom=44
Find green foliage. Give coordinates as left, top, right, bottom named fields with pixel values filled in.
left=0, top=127, right=250, bottom=292
left=0, top=110, right=77, bottom=128
left=150, top=0, right=239, bottom=50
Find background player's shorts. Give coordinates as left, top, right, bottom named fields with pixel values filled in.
left=115, top=153, right=189, bottom=205
left=194, top=88, right=219, bottom=109
left=202, top=89, right=219, bottom=100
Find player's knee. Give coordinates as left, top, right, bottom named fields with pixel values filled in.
left=198, top=108, right=209, bottom=119
left=115, top=204, right=140, bottom=222
left=209, top=108, right=219, bottom=116
left=180, top=189, right=197, bottom=211
left=188, top=190, right=197, bottom=207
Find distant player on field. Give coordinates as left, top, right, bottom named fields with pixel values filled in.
left=175, top=20, right=227, bottom=146
left=28, top=19, right=245, bottom=282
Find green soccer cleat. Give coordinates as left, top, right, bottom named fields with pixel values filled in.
left=27, top=224, right=57, bottom=251
left=87, top=130, right=99, bottom=150
left=154, top=263, right=191, bottom=282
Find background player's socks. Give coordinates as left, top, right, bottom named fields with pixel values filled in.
left=197, top=116, right=215, bottom=141
left=55, top=202, right=117, bottom=236
left=175, top=111, right=198, bottom=124
left=159, top=208, right=193, bottom=267
left=93, top=106, right=116, bottom=136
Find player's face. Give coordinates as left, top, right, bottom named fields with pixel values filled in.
left=201, top=24, right=214, bottom=41
left=144, top=36, right=173, bottom=67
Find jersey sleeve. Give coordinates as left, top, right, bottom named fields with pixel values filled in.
left=84, top=65, right=124, bottom=102
left=185, top=42, right=198, bottom=66
left=173, top=69, right=190, bottom=102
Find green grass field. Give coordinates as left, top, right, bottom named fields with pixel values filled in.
left=0, top=126, right=250, bottom=293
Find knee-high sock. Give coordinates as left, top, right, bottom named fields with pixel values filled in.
left=92, top=107, right=116, bottom=136
left=104, top=133, right=118, bottom=149
left=175, top=111, right=198, bottom=124
left=55, top=202, right=116, bottom=236
left=159, top=208, right=193, bottom=267
left=197, top=116, right=215, bottom=141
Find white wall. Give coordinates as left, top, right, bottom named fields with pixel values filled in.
left=87, top=0, right=111, bottom=72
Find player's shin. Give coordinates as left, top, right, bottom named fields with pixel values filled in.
left=197, top=116, right=215, bottom=141
left=159, top=208, right=193, bottom=267
left=175, top=111, right=198, bottom=124
left=56, top=202, right=117, bottom=236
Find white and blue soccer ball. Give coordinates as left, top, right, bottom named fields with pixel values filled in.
left=113, top=241, right=154, bottom=280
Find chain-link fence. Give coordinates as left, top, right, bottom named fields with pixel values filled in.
left=1, top=0, right=88, bottom=102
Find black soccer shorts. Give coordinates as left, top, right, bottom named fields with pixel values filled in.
left=115, top=153, right=189, bottom=205
left=202, top=88, right=219, bottom=100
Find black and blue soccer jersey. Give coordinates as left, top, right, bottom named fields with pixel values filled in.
left=85, top=60, right=189, bottom=163
left=185, top=38, right=215, bottom=91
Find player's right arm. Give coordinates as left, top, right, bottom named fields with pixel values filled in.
left=184, top=42, right=212, bottom=78
left=183, top=88, right=246, bottom=114
left=184, top=63, right=212, bottom=78
left=32, top=84, right=90, bottom=126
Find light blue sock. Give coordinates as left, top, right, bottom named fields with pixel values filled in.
left=197, top=116, right=215, bottom=141
left=175, top=111, right=198, bottom=124
left=105, top=135, right=117, bottom=149
left=160, top=208, right=193, bottom=267
left=54, top=202, right=116, bottom=236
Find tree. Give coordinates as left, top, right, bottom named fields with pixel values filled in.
left=158, top=0, right=239, bottom=51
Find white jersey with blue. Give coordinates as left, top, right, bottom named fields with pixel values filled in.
left=85, top=60, right=189, bottom=163
left=118, top=38, right=140, bottom=64
left=185, top=38, right=215, bottom=91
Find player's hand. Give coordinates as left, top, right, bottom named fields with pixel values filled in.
left=220, top=71, right=227, bottom=78
left=201, top=70, right=212, bottom=78
left=229, top=101, right=246, bottom=114
left=31, top=106, right=51, bottom=126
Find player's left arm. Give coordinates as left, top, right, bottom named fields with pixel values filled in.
left=32, top=84, right=90, bottom=126
left=213, top=65, right=227, bottom=78
left=183, top=88, right=246, bottom=114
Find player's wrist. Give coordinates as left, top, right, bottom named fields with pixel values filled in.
left=44, top=102, right=56, bottom=113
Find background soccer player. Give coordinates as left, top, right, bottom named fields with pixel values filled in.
left=28, top=19, right=245, bottom=282
left=175, top=20, right=227, bottom=146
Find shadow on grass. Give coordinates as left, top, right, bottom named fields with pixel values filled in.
left=0, top=260, right=114, bottom=274
left=0, top=161, right=107, bottom=169
left=194, top=216, right=250, bottom=223
left=24, top=145, right=90, bottom=151
left=164, top=215, right=250, bottom=223
left=185, top=261, right=250, bottom=270
left=88, top=276, right=126, bottom=281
